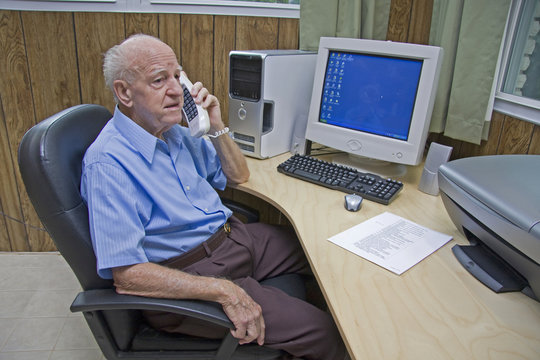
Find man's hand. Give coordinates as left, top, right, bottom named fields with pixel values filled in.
left=218, top=280, right=265, bottom=345
left=113, top=263, right=263, bottom=345
left=184, top=74, right=223, bottom=134
left=181, top=73, right=249, bottom=184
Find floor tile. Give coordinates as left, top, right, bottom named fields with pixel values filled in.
left=0, top=291, right=35, bottom=318
left=0, top=253, right=65, bottom=268
left=55, top=316, right=98, bottom=350
left=49, top=349, right=103, bottom=360
left=36, top=267, right=81, bottom=291
left=0, top=253, right=102, bottom=359
left=3, top=317, right=66, bottom=352
left=22, top=290, right=79, bottom=318
left=0, top=319, right=17, bottom=350
left=0, top=351, right=52, bottom=360
left=0, top=268, right=47, bottom=291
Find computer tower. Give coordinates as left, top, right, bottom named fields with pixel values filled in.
left=228, top=50, right=316, bottom=158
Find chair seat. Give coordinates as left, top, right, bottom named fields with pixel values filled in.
left=131, top=325, right=278, bottom=359
left=132, top=273, right=306, bottom=352
left=132, top=324, right=222, bottom=351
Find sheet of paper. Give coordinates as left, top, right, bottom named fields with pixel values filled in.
left=328, top=212, right=452, bottom=275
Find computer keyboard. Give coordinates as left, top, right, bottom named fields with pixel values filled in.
left=277, top=154, right=403, bottom=205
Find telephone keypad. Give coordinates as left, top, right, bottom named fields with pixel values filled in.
left=182, top=86, right=198, bottom=122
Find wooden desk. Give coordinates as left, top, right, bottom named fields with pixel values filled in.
left=233, top=153, right=540, bottom=360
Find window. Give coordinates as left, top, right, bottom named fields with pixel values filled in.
left=144, top=0, right=299, bottom=17
left=229, top=0, right=299, bottom=3
left=494, top=0, right=540, bottom=125
left=0, top=0, right=300, bottom=18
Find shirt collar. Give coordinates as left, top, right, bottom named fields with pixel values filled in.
left=112, top=106, right=159, bottom=163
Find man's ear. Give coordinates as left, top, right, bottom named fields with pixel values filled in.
left=113, top=80, right=133, bottom=107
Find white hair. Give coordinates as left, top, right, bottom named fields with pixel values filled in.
left=103, top=34, right=162, bottom=103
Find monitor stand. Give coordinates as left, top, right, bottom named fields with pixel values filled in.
left=331, top=153, right=408, bottom=178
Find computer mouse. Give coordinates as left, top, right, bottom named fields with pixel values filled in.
left=344, top=194, right=363, bottom=212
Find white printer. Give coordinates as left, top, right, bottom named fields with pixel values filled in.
left=438, top=155, right=540, bottom=301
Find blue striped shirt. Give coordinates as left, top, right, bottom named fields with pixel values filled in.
left=81, top=107, right=232, bottom=279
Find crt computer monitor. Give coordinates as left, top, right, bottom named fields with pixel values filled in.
left=305, top=37, right=443, bottom=177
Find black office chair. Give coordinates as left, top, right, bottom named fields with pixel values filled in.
left=18, top=104, right=305, bottom=360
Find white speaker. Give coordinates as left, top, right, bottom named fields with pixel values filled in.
left=418, top=142, right=453, bottom=196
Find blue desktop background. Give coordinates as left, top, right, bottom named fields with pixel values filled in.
left=319, top=51, right=423, bottom=141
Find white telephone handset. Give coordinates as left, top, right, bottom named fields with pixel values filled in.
left=180, top=73, right=211, bottom=137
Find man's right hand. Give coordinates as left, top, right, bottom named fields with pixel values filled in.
left=113, top=263, right=264, bottom=345
left=218, top=279, right=265, bottom=346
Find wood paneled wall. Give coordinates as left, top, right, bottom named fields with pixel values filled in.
left=0, top=10, right=299, bottom=252
left=1, top=0, right=539, bottom=252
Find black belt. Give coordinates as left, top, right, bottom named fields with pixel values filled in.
left=159, top=222, right=231, bottom=270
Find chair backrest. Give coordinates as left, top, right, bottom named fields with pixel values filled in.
left=18, top=104, right=113, bottom=290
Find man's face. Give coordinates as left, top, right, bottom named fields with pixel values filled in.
left=119, top=41, right=184, bottom=137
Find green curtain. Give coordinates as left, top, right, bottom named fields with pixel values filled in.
left=299, top=0, right=391, bottom=51
left=300, top=0, right=511, bottom=144
left=429, top=0, right=511, bottom=143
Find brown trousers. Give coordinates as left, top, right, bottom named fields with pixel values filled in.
left=144, top=216, right=347, bottom=360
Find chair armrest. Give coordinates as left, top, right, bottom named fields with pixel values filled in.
left=70, top=289, right=233, bottom=329
left=221, top=198, right=259, bottom=223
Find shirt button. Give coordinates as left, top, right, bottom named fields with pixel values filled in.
left=186, top=186, right=190, bottom=191
left=204, top=208, right=209, bottom=212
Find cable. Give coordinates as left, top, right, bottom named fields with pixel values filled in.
left=0, top=211, right=47, bottom=232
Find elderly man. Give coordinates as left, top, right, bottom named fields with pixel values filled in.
left=81, top=34, right=347, bottom=360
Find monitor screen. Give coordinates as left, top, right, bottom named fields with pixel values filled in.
left=320, top=51, right=422, bottom=141
left=305, top=38, right=443, bottom=177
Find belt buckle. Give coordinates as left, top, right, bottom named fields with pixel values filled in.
left=223, top=222, right=231, bottom=234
